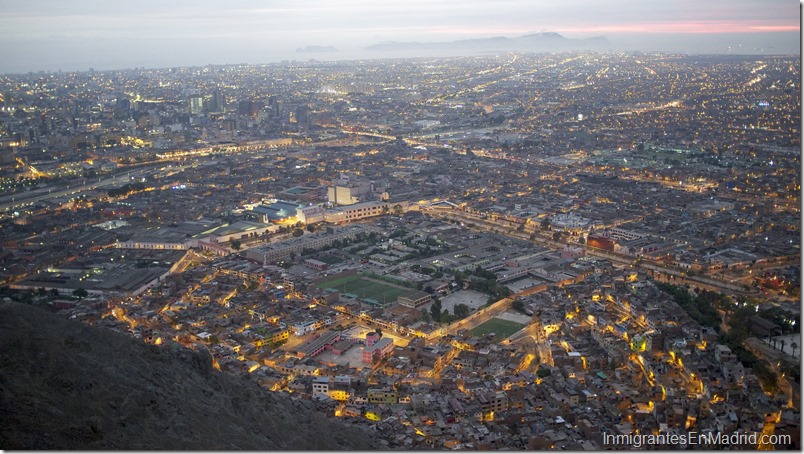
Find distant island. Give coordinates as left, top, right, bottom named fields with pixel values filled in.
left=297, top=45, right=338, bottom=53
left=366, top=32, right=610, bottom=53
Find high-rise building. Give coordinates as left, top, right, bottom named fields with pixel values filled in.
left=237, top=99, right=262, bottom=117
left=208, top=89, right=225, bottom=112
left=188, top=95, right=204, bottom=115
left=295, top=104, right=311, bottom=131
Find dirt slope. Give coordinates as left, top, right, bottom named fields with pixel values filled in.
left=0, top=301, right=381, bottom=450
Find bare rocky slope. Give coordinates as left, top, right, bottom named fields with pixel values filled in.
left=0, top=301, right=382, bottom=450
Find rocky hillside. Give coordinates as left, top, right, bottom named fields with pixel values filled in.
left=0, top=301, right=382, bottom=450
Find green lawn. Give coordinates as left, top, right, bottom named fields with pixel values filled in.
left=470, top=318, right=526, bottom=339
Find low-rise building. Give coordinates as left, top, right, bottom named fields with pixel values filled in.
left=363, top=337, right=395, bottom=363
left=397, top=290, right=432, bottom=309
left=368, top=388, right=399, bottom=404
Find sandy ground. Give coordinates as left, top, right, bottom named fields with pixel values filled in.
left=495, top=310, right=533, bottom=325
left=505, top=277, right=546, bottom=293
left=439, top=290, right=489, bottom=314
left=316, top=344, right=366, bottom=368
left=314, top=324, right=411, bottom=368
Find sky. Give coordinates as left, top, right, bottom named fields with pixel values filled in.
left=0, top=0, right=799, bottom=73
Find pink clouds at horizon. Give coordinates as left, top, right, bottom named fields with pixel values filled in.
left=556, top=21, right=799, bottom=35
left=425, top=21, right=799, bottom=37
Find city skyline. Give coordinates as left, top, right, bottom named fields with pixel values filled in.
left=0, top=0, right=799, bottom=74
left=0, top=37, right=799, bottom=449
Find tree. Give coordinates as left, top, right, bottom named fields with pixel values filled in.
left=753, top=361, right=778, bottom=394
left=306, top=224, right=317, bottom=233
left=430, top=299, right=442, bottom=323
left=454, top=303, right=470, bottom=318
left=375, top=327, right=383, bottom=338
left=512, top=299, right=526, bottom=313
left=473, top=266, right=496, bottom=280
left=454, top=271, right=465, bottom=288
left=72, top=288, right=89, bottom=299
left=292, top=229, right=304, bottom=237
left=230, top=239, right=241, bottom=250
left=421, top=308, right=432, bottom=323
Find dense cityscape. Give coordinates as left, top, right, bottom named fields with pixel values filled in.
left=0, top=51, right=800, bottom=449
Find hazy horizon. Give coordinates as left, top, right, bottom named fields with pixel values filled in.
left=0, top=0, right=799, bottom=74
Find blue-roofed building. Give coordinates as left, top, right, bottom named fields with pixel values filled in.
left=248, top=200, right=302, bottom=223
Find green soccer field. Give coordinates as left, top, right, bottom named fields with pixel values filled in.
left=316, top=275, right=409, bottom=304
left=470, top=318, right=526, bottom=339
left=316, top=274, right=360, bottom=289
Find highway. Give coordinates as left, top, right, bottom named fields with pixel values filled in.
left=0, top=164, right=176, bottom=214
left=0, top=138, right=294, bottom=216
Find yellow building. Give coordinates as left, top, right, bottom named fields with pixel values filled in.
left=367, top=388, right=398, bottom=404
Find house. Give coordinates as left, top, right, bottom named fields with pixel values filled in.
left=367, top=388, right=398, bottom=404
left=312, top=376, right=330, bottom=396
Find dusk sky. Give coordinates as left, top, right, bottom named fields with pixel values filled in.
left=0, top=0, right=799, bottom=73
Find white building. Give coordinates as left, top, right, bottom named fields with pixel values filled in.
left=324, top=200, right=406, bottom=224
left=312, top=376, right=330, bottom=396
left=297, top=204, right=326, bottom=224
left=327, top=173, right=374, bottom=206
left=550, top=212, right=592, bottom=233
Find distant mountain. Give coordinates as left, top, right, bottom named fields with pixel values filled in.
left=0, top=301, right=381, bottom=450
left=366, top=32, right=610, bottom=53
left=297, top=45, right=338, bottom=53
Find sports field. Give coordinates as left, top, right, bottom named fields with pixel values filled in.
left=315, top=274, right=410, bottom=305
left=471, top=317, right=526, bottom=339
